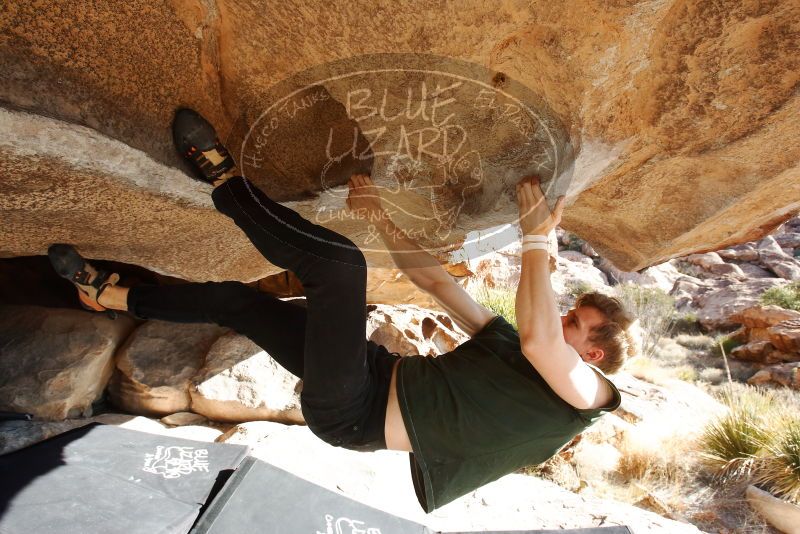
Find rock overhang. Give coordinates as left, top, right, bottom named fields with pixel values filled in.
left=1, top=0, right=798, bottom=285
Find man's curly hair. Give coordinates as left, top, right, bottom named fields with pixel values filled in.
left=575, top=291, right=640, bottom=374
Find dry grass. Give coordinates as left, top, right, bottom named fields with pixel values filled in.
left=555, top=357, right=794, bottom=531
left=473, top=285, right=517, bottom=329
left=613, top=284, right=677, bottom=360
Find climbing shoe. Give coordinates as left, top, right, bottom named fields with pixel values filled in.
left=47, top=244, right=120, bottom=319
left=172, top=108, right=236, bottom=184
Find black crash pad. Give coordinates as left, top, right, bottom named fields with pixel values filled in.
left=0, top=423, right=249, bottom=534
left=192, top=456, right=633, bottom=534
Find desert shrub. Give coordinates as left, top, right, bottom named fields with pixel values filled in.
left=673, top=260, right=706, bottom=278
left=755, top=420, right=800, bottom=504
left=474, top=285, right=517, bottom=329
left=617, top=429, right=696, bottom=486
left=566, top=280, right=595, bottom=300
left=701, top=411, right=770, bottom=481
left=711, top=334, right=743, bottom=358
left=671, top=312, right=701, bottom=335
left=613, top=284, right=676, bottom=359
left=700, top=386, right=784, bottom=481
left=674, top=334, right=715, bottom=351
left=675, top=366, right=699, bottom=382
left=761, top=281, right=800, bottom=311
left=521, top=453, right=581, bottom=491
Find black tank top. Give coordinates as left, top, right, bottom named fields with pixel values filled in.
left=396, top=314, right=621, bottom=512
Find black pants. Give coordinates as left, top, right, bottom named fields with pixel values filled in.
left=127, top=176, right=399, bottom=450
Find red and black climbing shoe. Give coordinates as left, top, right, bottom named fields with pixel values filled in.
left=47, top=244, right=120, bottom=319
left=172, top=108, right=236, bottom=184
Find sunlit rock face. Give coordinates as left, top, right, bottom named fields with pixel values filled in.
left=1, top=0, right=797, bottom=293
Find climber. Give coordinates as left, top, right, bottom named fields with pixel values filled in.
left=48, top=108, right=637, bottom=513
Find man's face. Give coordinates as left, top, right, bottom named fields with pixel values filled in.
left=560, top=305, right=607, bottom=362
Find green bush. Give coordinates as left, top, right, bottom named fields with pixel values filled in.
left=613, top=284, right=676, bottom=359
left=711, top=334, right=744, bottom=358
left=756, top=420, right=800, bottom=504
left=566, top=280, right=594, bottom=300
left=761, top=281, right=800, bottom=311
left=474, top=286, right=517, bottom=329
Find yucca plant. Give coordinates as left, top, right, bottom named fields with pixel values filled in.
left=700, top=387, right=775, bottom=481
left=755, top=421, right=800, bottom=504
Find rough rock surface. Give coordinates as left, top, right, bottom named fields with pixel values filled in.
left=746, top=484, right=800, bottom=534
left=748, top=362, right=800, bottom=389
left=769, top=319, right=800, bottom=353
left=611, top=372, right=726, bottom=426
left=366, top=304, right=469, bottom=356
left=730, top=341, right=796, bottom=366
left=551, top=256, right=610, bottom=296
left=109, top=321, right=227, bottom=416
left=671, top=277, right=788, bottom=330
left=0, top=305, right=135, bottom=420
left=758, top=236, right=800, bottom=280
left=726, top=306, right=800, bottom=366
left=2, top=0, right=798, bottom=288
left=730, top=305, right=800, bottom=329
left=190, top=332, right=304, bottom=424
left=597, top=258, right=683, bottom=293
left=160, top=412, right=208, bottom=427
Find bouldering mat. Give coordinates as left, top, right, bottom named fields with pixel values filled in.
left=191, top=456, right=633, bottom=534
left=0, top=423, right=249, bottom=534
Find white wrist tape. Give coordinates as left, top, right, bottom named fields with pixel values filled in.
left=522, top=234, right=549, bottom=243
left=521, top=242, right=549, bottom=253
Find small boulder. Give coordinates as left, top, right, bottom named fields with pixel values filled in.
left=707, top=262, right=745, bottom=278
left=598, top=259, right=682, bottom=293
left=109, top=320, right=227, bottom=416
left=559, top=250, right=594, bottom=265
left=552, top=256, right=610, bottom=296
left=190, top=333, right=304, bottom=424
left=746, top=485, right=800, bottom=534
left=730, top=305, right=800, bottom=329
left=718, top=245, right=760, bottom=262
left=581, top=242, right=598, bottom=257
left=216, top=420, right=290, bottom=445
left=737, top=263, right=775, bottom=279
left=768, top=318, right=800, bottom=354
left=776, top=233, right=800, bottom=249
left=160, top=412, right=208, bottom=426
left=0, top=305, right=135, bottom=420
left=747, top=362, right=800, bottom=389
left=685, top=252, right=725, bottom=270
left=678, top=279, right=788, bottom=330
left=759, top=236, right=800, bottom=280
left=730, top=341, right=775, bottom=363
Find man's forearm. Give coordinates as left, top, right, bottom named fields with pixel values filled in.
left=373, top=214, right=451, bottom=288
left=515, top=247, right=562, bottom=346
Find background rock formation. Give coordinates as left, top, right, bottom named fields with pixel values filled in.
left=1, top=0, right=799, bottom=289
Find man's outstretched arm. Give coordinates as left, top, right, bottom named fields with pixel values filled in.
left=346, top=174, right=495, bottom=337
left=515, top=177, right=610, bottom=410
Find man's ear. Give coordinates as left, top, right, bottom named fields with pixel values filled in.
left=584, top=347, right=605, bottom=363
